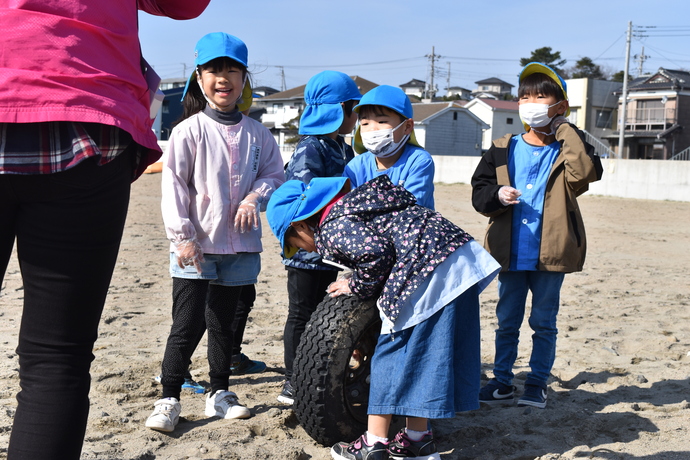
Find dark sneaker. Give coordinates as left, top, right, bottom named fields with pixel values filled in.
left=331, top=434, right=389, bottom=460
left=479, top=378, right=516, bottom=404
left=517, top=384, right=547, bottom=409
left=230, top=354, right=267, bottom=375
left=388, top=429, right=439, bottom=459
left=277, top=380, right=294, bottom=405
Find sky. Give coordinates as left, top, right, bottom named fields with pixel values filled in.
left=139, top=0, right=690, bottom=94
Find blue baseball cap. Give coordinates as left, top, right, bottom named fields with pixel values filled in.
left=267, top=177, right=350, bottom=258
left=181, top=32, right=249, bottom=100
left=299, top=71, right=362, bottom=135
left=519, top=62, right=570, bottom=123
left=352, top=85, right=422, bottom=154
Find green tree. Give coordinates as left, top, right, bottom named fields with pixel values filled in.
left=611, top=70, right=625, bottom=82
left=519, top=47, right=567, bottom=74
left=570, top=57, right=604, bottom=79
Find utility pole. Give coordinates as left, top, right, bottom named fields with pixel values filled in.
left=278, top=66, right=286, bottom=92
left=424, top=46, right=441, bottom=100
left=634, top=46, right=650, bottom=77
left=618, top=21, right=632, bottom=159
left=181, top=63, right=188, bottom=79
left=446, top=62, right=451, bottom=97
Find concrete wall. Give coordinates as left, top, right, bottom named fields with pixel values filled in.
left=431, top=155, right=690, bottom=202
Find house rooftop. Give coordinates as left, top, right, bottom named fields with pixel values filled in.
left=474, top=77, right=514, bottom=87
left=619, top=68, right=690, bottom=93
left=473, top=98, right=519, bottom=110
left=260, top=76, right=379, bottom=101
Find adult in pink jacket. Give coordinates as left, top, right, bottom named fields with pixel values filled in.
left=0, top=1, right=210, bottom=459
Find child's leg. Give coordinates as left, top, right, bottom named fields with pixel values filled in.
left=160, top=277, right=210, bottom=399
left=367, top=414, right=392, bottom=439
left=493, top=271, right=530, bottom=385
left=231, top=284, right=256, bottom=357
left=525, top=271, right=565, bottom=386
left=205, top=284, right=242, bottom=393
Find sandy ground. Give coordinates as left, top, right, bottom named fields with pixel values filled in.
left=1, top=173, right=689, bottom=460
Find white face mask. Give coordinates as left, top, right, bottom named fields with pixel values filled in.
left=360, top=120, right=409, bottom=158
left=519, top=101, right=562, bottom=128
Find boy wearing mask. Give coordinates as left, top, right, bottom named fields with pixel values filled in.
left=471, top=62, right=602, bottom=409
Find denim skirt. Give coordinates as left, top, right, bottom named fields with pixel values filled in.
left=368, top=284, right=480, bottom=419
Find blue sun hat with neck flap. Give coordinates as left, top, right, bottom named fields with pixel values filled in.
left=267, top=177, right=350, bottom=258
left=181, top=32, right=249, bottom=101
left=299, top=71, right=362, bottom=135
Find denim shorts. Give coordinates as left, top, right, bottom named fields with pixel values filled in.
left=368, top=284, right=480, bottom=419
left=169, top=252, right=260, bottom=286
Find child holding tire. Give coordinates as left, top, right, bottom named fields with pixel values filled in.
left=267, top=175, right=500, bottom=460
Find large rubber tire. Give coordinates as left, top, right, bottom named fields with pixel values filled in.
left=292, top=294, right=380, bottom=446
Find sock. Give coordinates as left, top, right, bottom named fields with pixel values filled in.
left=405, top=428, right=431, bottom=441
left=365, top=431, right=388, bottom=445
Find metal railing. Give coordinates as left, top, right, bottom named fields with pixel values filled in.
left=670, top=146, right=690, bottom=161
left=582, top=130, right=616, bottom=159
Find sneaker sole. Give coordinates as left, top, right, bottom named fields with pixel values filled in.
left=145, top=417, right=178, bottom=432
left=517, top=399, right=546, bottom=409
left=276, top=394, right=294, bottom=405
left=204, top=407, right=251, bottom=419
left=390, top=454, right=441, bottom=460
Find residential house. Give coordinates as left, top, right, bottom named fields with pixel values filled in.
left=446, top=86, right=473, bottom=100
left=412, top=102, right=488, bottom=157
left=565, top=78, right=622, bottom=145
left=605, top=68, right=690, bottom=159
left=463, top=98, right=519, bottom=151
left=400, top=79, right=426, bottom=98
left=253, top=86, right=279, bottom=98
left=254, top=76, right=379, bottom=153
left=472, top=77, right=514, bottom=99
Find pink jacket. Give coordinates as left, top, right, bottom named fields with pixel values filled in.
left=0, top=0, right=209, bottom=153
left=161, top=112, right=286, bottom=255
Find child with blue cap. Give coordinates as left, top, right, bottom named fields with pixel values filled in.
left=344, top=85, right=435, bottom=209
left=266, top=174, right=500, bottom=460
left=146, top=32, right=284, bottom=432
left=278, top=70, right=361, bottom=404
left=472, top=62, right=602, bottom=409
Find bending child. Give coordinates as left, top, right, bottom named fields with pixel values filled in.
left=267, top=175, right=500, bottom=460
left=146, top=32, right=284, bottom=432
left=471, top=62, right=603, bottom=409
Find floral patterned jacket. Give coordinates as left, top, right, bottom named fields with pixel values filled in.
left=315, top=175, right=473, bottom=323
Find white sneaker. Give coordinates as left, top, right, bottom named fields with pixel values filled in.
left=204, top=390, right=251, bottom=419
left=145, top=397, right=181, bottom=432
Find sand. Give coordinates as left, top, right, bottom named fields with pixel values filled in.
left=0, top=173, right=689, bottom=460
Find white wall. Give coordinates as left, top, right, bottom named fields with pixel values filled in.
left=431, top=155, right=690, bottom=202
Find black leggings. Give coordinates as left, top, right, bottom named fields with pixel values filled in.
left=0, top=150, right=133, bottom=460
left=160, top=278, right=242, bottom=399
left=283, top=266, right=337, bottom=381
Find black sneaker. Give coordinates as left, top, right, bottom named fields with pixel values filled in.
left=277, top=380, right=294, bottom=405
left=517, top=384, right=547, bottom=409
left=387, top=429, right=439, bottom=459
left=479, top=378, right=516, bottom=404
left=230, top=353, right=267, bottom=375
left=331, top=434, right=389, bottom=460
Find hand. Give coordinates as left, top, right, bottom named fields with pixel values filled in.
left=551, top=115, right=568, bottom=131
left=498, top=186, right=521, bottom=206
left=233, top=193, right=261, bottom=233
left=327, top=278, right=352, bottom=297
left=174, top=239, right=204, bottom=274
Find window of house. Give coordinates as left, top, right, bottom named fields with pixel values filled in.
left=507, top=117, right=513, bottom=124
left=595, top=109, right=612, bottom=128
left=453, top=112, right=458, bottom=120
